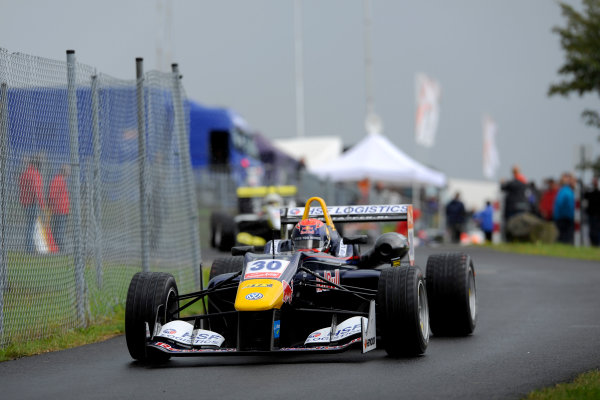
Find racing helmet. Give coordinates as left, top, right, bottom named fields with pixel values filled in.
left=262, top=192, right=283, bottom=208
left=291, top=218, right=331, bottom=252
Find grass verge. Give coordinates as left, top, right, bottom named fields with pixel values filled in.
left=525, top=370, right=600, bottom=400
left=0, top=306, right=125, bottom=362
left=489, top=242, right=600, bottom=262
left=1, top=267, right=210, bottom=362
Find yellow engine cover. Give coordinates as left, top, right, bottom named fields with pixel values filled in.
left=235, top=279, right=290, bottom=311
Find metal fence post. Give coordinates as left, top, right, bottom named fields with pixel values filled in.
left=66, top=50, right=86, bottom=327
left=136, top=58, right=149, bottom=273
left=171, top=63, right=201, bottom=289
left=0, top=82, right=8, bottom=342
left=90, top=75, right=103, bottom=288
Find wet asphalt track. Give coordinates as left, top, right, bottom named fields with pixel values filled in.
left=1, top=246, right=599, bottom=400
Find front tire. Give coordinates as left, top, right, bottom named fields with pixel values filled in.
left=376, top=266, right=429, bottom=357
left=426, top=252, right=477, bottom=336
left=125, top=272, right=179, bottom=363
left=208, top=256, right=244, bottom=282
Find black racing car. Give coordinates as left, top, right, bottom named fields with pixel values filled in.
left=125, top=196, right=477, bottom=362
left=210, top=185, right=297, bottom=251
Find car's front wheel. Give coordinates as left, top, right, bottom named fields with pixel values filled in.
left=125, top=272, right=179, bottom=363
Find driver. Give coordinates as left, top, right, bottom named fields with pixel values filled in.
left=291, top=218, right=332, bottom=253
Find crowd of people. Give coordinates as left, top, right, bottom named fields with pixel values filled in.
left=446, top=164, right=600, bottom=246
left=18, top=154, right=70, bottom=253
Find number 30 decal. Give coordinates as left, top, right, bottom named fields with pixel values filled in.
left=245, top=259, right=290, bottom=278
left=250, top=260, right=285, bottom=271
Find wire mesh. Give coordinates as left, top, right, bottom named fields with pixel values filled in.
left=0, top=48, right=200, bottom=347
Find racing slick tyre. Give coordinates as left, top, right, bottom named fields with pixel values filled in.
left=208, top=256, right=244, bottom=282
left=376, top=266, right=429, bottom=357
left=426, top=252, right=477, bottom=336
left=210, top=212, right=237, bottom=252
left=125, top=272, right=179, bottom=363
left=207, top=257, right=244, bottom=345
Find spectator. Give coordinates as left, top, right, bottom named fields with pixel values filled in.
left=527, top=182, right=541, bottom=217
left=474, top=200, right=494, bottom=242
left=19, top=154, right=45, bottom=253
left=584, top=176, right=600, bottom=246
left=553, top=172, right=575, bottom=245
left=500, top=165, right=529, bottom=240
left=48, top=164, right=70, bottom=252
left=512, top=165, right=527, bottom=183
left=539, top=178, right=558, bottom=221
left=445, top=192, right=466, bottom=243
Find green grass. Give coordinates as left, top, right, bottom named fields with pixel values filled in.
left=0, top=262, right=210, bottom=362
left=2, top=251, right=139, bottom=346
left=525, top=370, right=600, bottom=400
left=0, top=305, right=125, bottom=362
left=488, top=242, right=600, bottom=262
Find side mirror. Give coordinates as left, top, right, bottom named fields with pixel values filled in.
left=343, top=235, right=369, bottom=245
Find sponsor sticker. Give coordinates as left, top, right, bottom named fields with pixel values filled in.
left=362, top=300, right=377, bottom=353
left=282, top=280, right=293, bottom=303
left=273, top=320, right=281, bottom=339
left=316, top=269, right=340, bottom=293
left=304, top=316, right=367, bottom=345
left=245, top=292, right=263, bottom=300
left=157, top=321, right=225, bottom=347
left=287, top=205, right=408, bottom=218
left=241, top=283, right=273, bottom=289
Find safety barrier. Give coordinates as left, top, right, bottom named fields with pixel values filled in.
left=0, top=48, right=200, bottom=347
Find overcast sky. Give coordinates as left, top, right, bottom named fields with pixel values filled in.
left=1, top=0, right=598, bottom=184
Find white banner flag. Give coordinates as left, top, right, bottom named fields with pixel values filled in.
left=415, top=73, right=441, bottom=147
left=482, top=115, right=500, bottom=179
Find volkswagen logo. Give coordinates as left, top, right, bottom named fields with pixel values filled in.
left=245, top=292, right=263, bottom=300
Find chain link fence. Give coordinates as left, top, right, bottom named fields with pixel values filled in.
left=0, top=48, right=200, bottom=347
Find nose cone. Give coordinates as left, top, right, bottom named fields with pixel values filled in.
left=235, top=279, right=286, bottom=311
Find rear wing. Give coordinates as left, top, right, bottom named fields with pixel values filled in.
left=280, top=202, right=415, bottom=266
left=236, top=185, right=297, bottom=198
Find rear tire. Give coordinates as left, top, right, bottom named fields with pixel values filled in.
left=426, top=252, right=477, bottom=336
left=209, top=256, right=244, bottom=282
left=376, top=266, right=429, bottom=357
left=125, top=272, right=179, bottom=363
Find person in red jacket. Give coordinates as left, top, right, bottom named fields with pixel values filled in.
left=539, top=178, right=558, bottom=221
left=48, top=164, right=70, bottom=252
left=19, top=155, right=46, bottom=252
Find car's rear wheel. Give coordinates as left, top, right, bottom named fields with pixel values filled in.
left=376, top=266, right=429, bottom=357
left=125, top=272, right=179, bottom=363
left=426, top=252, right=477, bottom=336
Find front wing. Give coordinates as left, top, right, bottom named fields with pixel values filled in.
left=146, top=300, right=376, bottom=357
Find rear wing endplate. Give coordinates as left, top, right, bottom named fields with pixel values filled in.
left=280, top=203, right=415, bottom=266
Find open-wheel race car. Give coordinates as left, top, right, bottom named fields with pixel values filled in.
left=125, top=197, right=477, bottom=362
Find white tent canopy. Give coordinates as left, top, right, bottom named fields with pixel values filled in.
left=309, top=133, right=446, bottom=187
left=273, top=136, right=343, bottom=170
